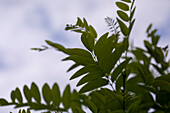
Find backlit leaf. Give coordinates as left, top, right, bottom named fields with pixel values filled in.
left=51, top=83, right=60, bottom=106
left=0, top=98, right=8, bottom=106
left=89, top=25, right=97, bottom=38
left=84, top=99, right=98, bottom=113
left=83, top=18, right=89, bottom=31
left=62, top=84, right=71, bottom=109
left=23, top=85, right=32, bottom=103
left=121, top=0, right=131, bottom=3
left=146, top=24, right=152, bottom=33
left=117, top=10, right=129, bottom=22
left=116, top=2, right=129, bottom=11
left=117, top=18, right=129, bottom=36
left=74, top=106, right=86, bottom=113
left=42, top=83, right=52, bottom=105
left=79, top=78, right=108, bottom=93
left=31, top=82, right=41, bottom=103
left=15, top=88, right=23, bottom=104
left=111, top=58, right=131, bottom=82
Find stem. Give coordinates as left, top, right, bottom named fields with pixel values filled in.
left=122, top=70, right=126, bottom=111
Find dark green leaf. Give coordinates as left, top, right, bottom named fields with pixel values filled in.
left=66, top=48, right=92, bottom=58
left=156, top=90, right=170, bottom=106
left=144, top=40, right=152, bottom=53
left=67, top=63, right=80, bottom=72
left=154, top=80, right=170, bottom=92
left=51, top=83, right=60, bottom=106
left=62, top=84, right=71, bottom=109
left=116, top=73, right=123, bottom=91
left=93, top=91, right=105, bottom=104
left=146, top=24, right=152, bottom=33
left=76, top=64, right=104, bottom=86
left=11, top=90, right=16, bottom=103
left=84, top=99, right=98, bottom=113
left=76, top=17, right=84, bottom=27
left=45, top=40, right=66, bottom=53
left=152, top=35, right=160, bottom=45
left=130, top=6, right=136, bottom=20
left=111, top=58, right=131, bottom=82
left=94, top=33, right=121, bottom=74
left=121, top=0, right=131, bottom=3
left=31, top=82, right=41, bottom=103
left=79, top=78, right=108, bottom=93
left=70, top=67, right=88, bottom=80
left=42, top=83, right=52, bottom=105
left=62, top=55, right=95, bottom=66
left=89, top=25, right=97, bottom=38
left=116, top=2, right=129, bottom=11
left=117, top=10, right=129, bottom=22
left=15, top=88, right=23, bottom=104
left=77, top=72, right=103, bottom=86
left=72, top=29, right=84, bottom=33
left=117, top=18, right=129, bottom=36
left=74, top=106, right=86, bottom=113
left=0, top=98, right=8, bottom=106
left=129, top=19, right=135, bottom=35
left=83, top=18, right=89, bottom=31
left=23, top=85, right=32, bottom=103
left=81, top=33, right=94, bottom=52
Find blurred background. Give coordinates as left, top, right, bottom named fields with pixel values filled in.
left=0, top=0, right=170, bottom=112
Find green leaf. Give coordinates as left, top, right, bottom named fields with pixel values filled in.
left=31, top=82, right=41, bottom=103
left=62, top=55, right=95, bottom=66
left=67, top=63, right=80, bottom=72
left=89, top=25, right=97, bottom=38
left=45, top=40, right=66, bottom=53
left=83, top=18, right=89, bottom=31
left=84, top=99, right=98, bottom=113
left=111, top=58, right=131, bottom=82
left=116, top=2, right=129, bottom=11
left=76, top=17, right=84, bottom=27
left=117, top=18, right=129, bottom=36
left=70, top=67, right=88, bottom=80
left=81, top=33, right=95, bottom=52
left=11, top=90, right=16, bottom=103
left=0, top=98, right=8, bottom=106
left=130, top=6, right=136, bottom=20
left=15, top=88, right=23, bottom=104
left=117, top=10, right=129, bottom=22
left=129, top=19, right=135, bottom=35
left=146, top=24, right=152, bottom=33
left=79, top=78, right=108, bottom=93
left=23, top=85, right=32, bottom=103
left=156, top=74, right=170, bottom=83
left=42, top=83, right=52, bottom=105
left=94, top=33, right=120, bottom=74
left=74, top=106, right=86, bottom=113
left=156, top=90, right=170, bottom=106
left=116, top=73, right=123, bottom=91
left=76, top=64, right=104, bottom=86
left=152, top=35, right=160, bottom=45
left=154, top=80, right=170, bottom=92
left=76, top=72, right=103, bottom=86
left=66, top=48, right=92, bottom=58
left=121, top=0, right=131, bottom=3
left=93, top=91, right=106, bottom=104
left=62, top=84, right=71, bottom=109
left=51, top=83, right=60, bottom=106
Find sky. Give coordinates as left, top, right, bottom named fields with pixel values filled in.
left=0, top=0, right=170, bottom=112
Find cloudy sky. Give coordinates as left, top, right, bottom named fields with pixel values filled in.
left=0, top=0, right=170, bottom=112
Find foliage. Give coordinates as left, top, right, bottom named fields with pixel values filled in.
left=1, top=0, right=170, bottom=113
